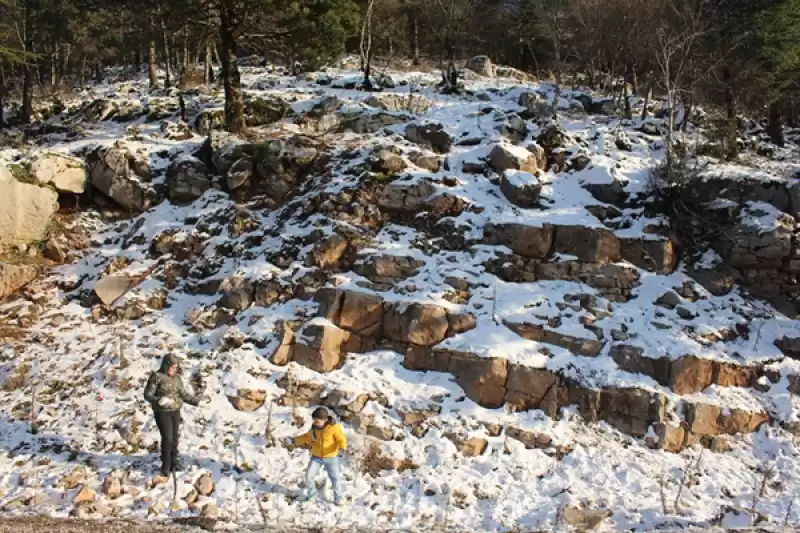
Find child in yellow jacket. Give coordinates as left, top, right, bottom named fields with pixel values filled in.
left=285, top=407, right=347, bottom=504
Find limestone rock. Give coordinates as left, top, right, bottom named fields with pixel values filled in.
left=293, top=320, right=352, bottom=372
left=339, top=110, right=410, bottom=134
left=562, top=505, right=612, bottom=531
left=0, top=263, right=38, bottom=300
left=405, top=123, right=452, bottom=154
left=226, top=157, right=254, bottom=190
left=28, top=152, right=87, bottom=193
left=684, top=403, right=770, bottom=438
left=365, top=94, right=432, bottom=114
left=94, top=275, right=135, bottom=306
left=101, top=475, right=122, bottom=499
left=195, top=474, right=214, bottom=496
left=488, top=144, right=543, bottom=174
left=228, top=389, right=267, bottom=412
left=620, top=237, right=677, bottom=273
left=309, top=234, right=348, bottom=269
left=465, top=55, right=494, bottom=77
left=506, top=321, right=603, bottom=357
left=244, top=96, right=292, bottom=127
left=371, top=150, right=407, bottom=175
left=669, top=356, right=714, bottom=395
left=484, top=223, right=554, bottom=259
left=0, top=166, right=59, bottom=248
left=553, top=225, right=620, bottom=263
left=383, top=302, right=450, bottom=346
left=43, top=239, right=68, bottom=263
left=73, top=485, right=96, bottom=505
left=444, top=432, right=488, bottom=457
left=377, top=178, right=436, bottom=213
left=354, top=254, right=424, bottom=284
left=218, top=276, right=254, bottom=312
left=506, top=427, right=553, bottom=449
left=166, top=157, right=211, bottom=204
left=729, top=209, right=793, bottom=269
left=446, top=351, right=508, bottom=408
left=201, top=503, right=220, bottom=519
left=500, top=170, right=542, bottom=208
left=518, top=91, right=549, bottom=119
left=86, top=146, right=154, bottom=211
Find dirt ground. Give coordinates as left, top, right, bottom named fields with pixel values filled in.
left=0, top=518, right=210, bottom=533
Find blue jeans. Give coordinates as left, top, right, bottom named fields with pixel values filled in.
left=305, top=456, right=343, bottom=502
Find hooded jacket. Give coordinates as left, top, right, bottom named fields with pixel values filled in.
left=144, top=353, right=198, bottom=412
left=293, top=416, right=347, bottom=459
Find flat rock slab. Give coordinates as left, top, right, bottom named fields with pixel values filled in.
left=94, top=275, right=135, bottom=306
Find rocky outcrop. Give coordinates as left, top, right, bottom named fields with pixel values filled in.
left=86, top=146, right=154, bottom=211
left=166, top=157, right=211, bottom=204
left=505, top=321, right=603, bottom=357
left=244, top=96, right=292, bottom=127
left=293, top=320, right=353, bottom=373
left=488, top=144, right=544, bottom=174
left=28, top=152, right=87, bottom=194
left=354, top=254, right=425, bottom=284
left=227, top=389, right=267, bottom=411
left=611, top=345, right=762, bottom=393
left=376, top=178, right=437, bottom=213
left=553, top=225, right=620, bottom=263
left=484, top=223, right=554, bottom=259
left=365, top=94, right=432, bottom=114
left=465, top=55, right=494, bottom=77
left=619, top=237, right=677, bottom=273
left=405, top=124, right=452, bottom=154
left=500, top=170, right=542, bottom=208
left=0, top=263, right=39, bottom=299
left=0, top=166, right=59, bottom=249
left=195, top=108, right=225, bottom=136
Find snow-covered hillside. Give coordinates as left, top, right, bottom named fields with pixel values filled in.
left=0, top=63, right=799, bottom=530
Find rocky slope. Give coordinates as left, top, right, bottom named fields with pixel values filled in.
left=0, top=62, right=798, bottom=531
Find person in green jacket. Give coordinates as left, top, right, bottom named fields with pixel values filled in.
left=144, top=353, right=201, bottom=477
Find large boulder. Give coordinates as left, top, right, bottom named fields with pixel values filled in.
left=94, top=275, right=136, bottom=306
left=0, top=166, right=59, bottom=248
left=619, top=237, right=677, bottom=274
left=355, top=255, right=425, bottom=284
left=252, top=136, right=323, bottom=202
left=446, top=351, right=508, bottom=408
left=500, top=170, right=542, bottom=208
left=339, top=111, right=410, bottom=134
left=518, top=92, right=550, bottom=119
left=0, top=263, right=38, bottom=299
left=377, top=178, right=437, bottom=213
left=86, top=146, right=154, bottom=211
left=293, top=320, right=353, bottom=373
left=488, top=144, right=544, bottom=174
left=483, top=222, right=555, bottom=259
left=244, top=96, right=293, bottom=127
left=553, top=225, right=621, bottom=263
left=383, top=302, right=450, bottom=346
left=465, top=55, right=494, bottom=77
left=28, top=152, right=87, bottom=194
left=728, top=206, right=793, bottom=269
left=166, top=157, right=211, bottom=204
left=405, top=124, right=452, bottom=154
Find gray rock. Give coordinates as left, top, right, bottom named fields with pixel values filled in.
left=94, top=275, right=135, bottom=306
left=405, top=123, right=453, bottom=154
left=28, top=152, right=87, bottom=194
left=166, top=157, right=211, bottom=204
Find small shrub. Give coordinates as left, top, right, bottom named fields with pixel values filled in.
left=3, top=363, right=31, bottom=391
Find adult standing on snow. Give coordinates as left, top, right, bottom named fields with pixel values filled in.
left=285, top=407, right=348, bottom=505
left=144, top=353, right=201, bottom=477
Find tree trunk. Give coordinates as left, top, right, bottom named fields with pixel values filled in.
left=80, top=55, right=86, bottom=87
left=204, top=40, right=214, bottom=84
left=623, top=79, right=632, bottom=120
left=160, top=7, right=172, bottom=87
left=183, top=24, right=190, bottom=71
left=641, top=84, right=652, bottom=121
left=767, top=100, right=785, bottom=147
left=360, top=0, right=375, bottom=90
left=219, top=2, right=245, bottom=133
left=148, top=41, right=159, bottom=88
left=21, top=65, right=34, bottom=124
left=723, top=68, right=737, bottom=160
left=411, top=16, right=420, bottom=66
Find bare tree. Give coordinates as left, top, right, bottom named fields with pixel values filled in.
left=360, top=0, right=376, bottom=90
left=649, top=0, right=720, bottom=183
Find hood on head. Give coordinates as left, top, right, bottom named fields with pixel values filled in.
left=160, top=353, right=181, bottom=373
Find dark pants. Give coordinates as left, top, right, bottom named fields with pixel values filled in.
left=154, top=410, right=180, bottom=475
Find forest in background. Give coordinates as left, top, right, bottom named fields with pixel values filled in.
left=1, top=0, right=800, bottom=153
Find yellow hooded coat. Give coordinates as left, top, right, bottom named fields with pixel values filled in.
left=294, top=422, right=347, bottom=459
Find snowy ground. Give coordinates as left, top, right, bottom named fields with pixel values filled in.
left=0, top=63, right=799, bottom=530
